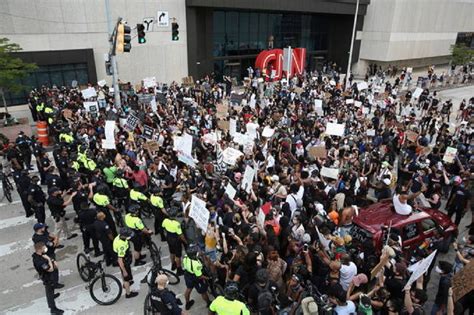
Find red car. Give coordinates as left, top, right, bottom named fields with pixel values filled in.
left=352, top=200, right=457, bottom=254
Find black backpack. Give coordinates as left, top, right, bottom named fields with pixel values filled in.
left=257, top=283, right=274, bottom=313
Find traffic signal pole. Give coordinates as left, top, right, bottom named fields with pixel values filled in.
left=105, top=0, right=121, bottom=109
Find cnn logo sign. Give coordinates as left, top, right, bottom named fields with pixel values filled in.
left=255, top=48, right=306, bottom=80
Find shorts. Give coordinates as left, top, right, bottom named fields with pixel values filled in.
left=167, top=237, right=182, bottom=258
left=131, top=233, right=143, bottom=252
left=184, top=272, right=208, bottom=293
left=120, top=261, right=133, bottom=282
left=205, top=248, right=217, bottom=263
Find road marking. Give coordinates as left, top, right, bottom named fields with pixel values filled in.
left=0, top=239, right=32, bottom=257
left=0, top=214, right=35, bottom=230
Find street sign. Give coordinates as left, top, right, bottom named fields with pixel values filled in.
left=143, top=17, right=154, bottom=32
left=157, top=11, right=169, bottom=27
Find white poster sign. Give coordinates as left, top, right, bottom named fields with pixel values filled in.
left=403, top=250, right=437, bottom=291
left=189, top=195, right=210, bottom=232
left=412, top=87, right=423, bottom=99
left=97, top=80, right=107, bottom=87
left=222, top=147, right=244, bottom=165
left=224, top=184, right=237, bottom=200
left=257, top=209, right=266, bottom=228
left=83, top=101, right=98, bottom=112
left=354, top=101, right=362, bottom=108
left=101, top=139, right=116, bottom=149
left=367, top=129, right=376, bottom=137
left=105, top=120, right=115, bottom=141
left=316, top=226, right=331, bottom=251
left=229, top=119, right=237, bottom=136
left=346, top=99, right=354, bottom=104
left=320, top=167, right=339, bottom=180
left=246, top=122, right=259, bottom=139
left=242, top=165, right=256, bottom=193
left=314, top=99, right=323, bottom=116
left=176, top=133, right=195, bottom=167
left=81, top=87, right=97, bottom=99
left=357, top=81, right=369, bottom=90
left=262, top=126, right=275, bottom=138
left=326, top=123, right=345, bottom=137
left=143, top=77, right=157, bottom=88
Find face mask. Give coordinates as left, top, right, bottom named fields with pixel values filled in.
left=435, top=266, right=443, bottom=274
left=43, top=247, right=48, bottom=254
left=126, top=237, right=132, bottom=241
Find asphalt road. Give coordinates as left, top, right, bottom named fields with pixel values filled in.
left=0, top=85, right=472, bottom=314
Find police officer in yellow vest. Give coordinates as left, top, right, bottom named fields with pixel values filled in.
left=209, top=281, right=250, bottom=315
left=36, top=102, right=45, bottom=121
left=162, top=206, right=187, bottom=276
left=92, top=187, right=118, bottom=236
left=59, top=128, right=74, bottom=144
left=112, top=170, right=129, bottom=210
left=44, top=106, right=54, bottom=125
left=124, top=204, right=152, bottom=266
left=182, top=244, right=210, bottom=311
left=129, top=183, right=148, bottom=205
left=113, top=227, right=139, bottom=299
left=150, top=187, right=167, bottom=242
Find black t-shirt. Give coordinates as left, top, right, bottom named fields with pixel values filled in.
left=28, top=184, right=46, bottom=203
left=47, top=195, right=65, bottom=217
left=72, top=189, right=89, bottom=213
left=247, top=280, right=278, bottom=310
left=93, top=220, right=112, bottom=240
left=385, top=277, right=406, bottom=300
left=78, top=208, right=97, bottom=227
left=32, top=252, right=51, bottom=279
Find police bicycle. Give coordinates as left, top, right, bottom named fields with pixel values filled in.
left=0, top=165, right=13, bottom=202
left=76, top=252, right=123, bottom=305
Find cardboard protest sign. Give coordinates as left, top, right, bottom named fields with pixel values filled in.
left=403, top=250, right=437, bottom=291
left=216, top=103, right=229, bottom=119
left=217, top=120, right=229, bottom=131
left=326, top=123, right=345, bottom=137
left=314, top=99, right=324, bottom=116
left=125, top=114, right=140, bottom=131
left=262, top=126, right=275, bottom=138
left=320, top=167, right=339, bottom=180
left=308, top=146, right=327, bottom=159
left=189, top=195, right=210, bottom=232
left=242, top=165, right=256, bottom=193
left=357, top=81, right=369, bottom=91
left=405, top=130, right=418, bottom=143
left=143, top=125, right=154, bottom=140
left=144, top=141, right=159, bottom=152
left=412, top=87, right=423, bottom=99
left=81, top=87, right=97, bottom=99
left=452, top=260, right=474, bottom=302
left=224, top=184, right=237, bottom=200
left=222, top=147, right=244, bottom=165
left=443, top=147, right=457, bottom=163
left=83, top=101, right=98, bottom=112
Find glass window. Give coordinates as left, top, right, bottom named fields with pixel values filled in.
left=403, top=223, right=418, bottom=240
left=226, top=12, right=238, bottom=34
left=63, top=70, right=78, bottom=87
left=249, top=13, right=259, bottom=50
left=421, top=219, right=437, bottom=232
left=36, top=71, right=51, bottom=86
left=213, top=11, right=225, bottom=33
left=258, top=13, right=268, bottom=49
left=239, top=13, right=249, bottom=53
left=50, top=71, right=64, bottom=87
left=76, top=69, right=89, bottom=85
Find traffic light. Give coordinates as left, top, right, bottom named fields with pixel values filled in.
left=171, top=22, right=179, bottom=41
left=137, top=24, right=146, bottom=44
left=116, top=22, right=131, bottom=53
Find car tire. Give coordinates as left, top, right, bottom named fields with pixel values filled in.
left=439, top=234, right=452, bottom=253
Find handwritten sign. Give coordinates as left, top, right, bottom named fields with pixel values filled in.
left=412, top=87, right=423, bottom=99
left=216, top=103, right=229, bottom=119
left=262, top=126, right=275, bottom=138
left=320, top=167, right=339, bottom=180
left=189, top=195, right=210, bottom=232
left=443, top=147, right=457, bottom=163
left=308, top=146, right=327, bottom=159
left=229, top=119, right=237, bottom=136
left=314, top=99, right=323, bottom=116
left=217, top=120, right=229, bottom=131
left=403, top=250, right=437, bottom=291
left=326, top=123, right=345, bottom=137
left=405, top=130, right=418, bottom=143
left=224, top=184, right=237, bottom=199
left=357, top=81, right=369, bottom=91
left=125, top=114, right=140, bottom=131
left=242, top=165, right=256, bottom=193
left=222, top=148, right=243, bottom=165
left=143, top=125, right=154, bottom=140
left=452, top=260, right=474, bottom=302
left=81, top=87, right=97, bottom=99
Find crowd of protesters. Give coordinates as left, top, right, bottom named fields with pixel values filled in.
left=1, top=63, right=473, bottom=315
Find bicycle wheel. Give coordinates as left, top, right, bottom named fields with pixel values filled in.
left=76, top=253, right=92, bottom=282
left=159, top=268, right=180, bottom=285
left=144, top=293, right=158, bottom=315
left=149, top=241, right=160, bottom=265
left=5, top=178, right=13, bottom=191
left=90, top=274, right=122, bottom=306
left=4, top=186, right=12, bottom=202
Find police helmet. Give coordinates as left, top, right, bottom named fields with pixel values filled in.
left=167, top=206, right=179, bottom=218
left=150, top=186, right=161, bottom=194
left=256, top=269, right=269, bottom=285
left=128, top=204, right=140, bottom=215
left=224, top=281, right=240, bottom=300
left=186, top=244, right=199, bottom=259
left=119, top=227, right=134, bottom=239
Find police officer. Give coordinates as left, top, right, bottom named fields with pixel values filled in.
left=124, top=204, right=151, bottom=266
left=112, top=169, right=129, bottom=210
left=93, top=211, right=117, bottom=266
left=32, top=223, right=61, bottom=259
left=209, top=281, right=250, bottom=315
left=47, top=187, right=78, bottom=240
left=150, top=187, right=167, bottom=242
left=72, top=182, right=93, bottom=216
left=56, top=147, right=70, bottom=190
left=113, top=227, right=139, bottom=299
left=77, top=202, right=101, bottom=256
left=182, top=244, right=210, bottom=310
left=129, top=183, right=148, bottom=205
left=28, top=175, right=47, bottom=223
left=45, top=167, right=64, bottom=191
left=162, top=206, right=187, bottom=275
left=14, top=170, right=33, bottom=217
left=92, top=186, right=118, bottom=236
left=16, top=131, right=32, bottom=170
left=32, top=242, right=65, bottom=315
left=150, top=274, right=187, bottom=315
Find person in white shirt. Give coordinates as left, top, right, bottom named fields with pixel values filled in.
left=285, top=183, right=304, bottom=216
left=393, top=188, right=424, bottom=215
left=338, top=254, right=358, bottom=291
left=328, top=283, right=356, bottom=315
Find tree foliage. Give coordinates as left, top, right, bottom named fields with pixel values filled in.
left=0, top=38, right=37, bottom=94
left=450, top=43, right=474, bottom=66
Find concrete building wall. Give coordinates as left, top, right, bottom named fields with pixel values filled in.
left=355, top=0, right=474, bottom=73
left=0, top=0, right=188, bottom=84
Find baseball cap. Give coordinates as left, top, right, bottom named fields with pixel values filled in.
left=33, top=223, right=46, bottom=231
left=271, top=175, right=279, bottom=182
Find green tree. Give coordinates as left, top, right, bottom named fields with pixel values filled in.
left=0, top=38, right=37, bottom=114
left=450, top=43, right=474, bottom=66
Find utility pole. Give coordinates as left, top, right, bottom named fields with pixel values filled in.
left=105, top=0, right=121, bottom=109
left=345, top=0, right=360, bottom=91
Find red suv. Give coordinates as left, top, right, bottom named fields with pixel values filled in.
left=352, top=200, right=457, bottom=254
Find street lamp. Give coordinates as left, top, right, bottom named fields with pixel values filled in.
left=345, top=0, right=360, bottom=90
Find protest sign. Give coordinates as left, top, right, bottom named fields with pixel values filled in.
left=216, top=103, right=228, bottom=119
left=143, top=77, right=157, bottom=88
left=217, top=120, right=230, bottom=131
left=62, top=108, right=73, bottom=120
left=81, top=87, right=97, bottom=99
left=189, top=195, right=210, bottom=232
left=257, top=209, right=266, bottom=228
left=150, top=97, right=157, bottom=112
left=143, top=125, right=154, bottom=140
left=367, top=129, right=376, bottom=137
left=233, top=133, right=251, bottom=146
left=144, top=141, right=159, bottom=152
left=346, top=99, right=354, bottom=104
left=229, top=119, right=237, bottom=136
left=308, top=146, right=327, bottom=159
left=354, top=101, right=362, bottom=108
left=262, top=126, right=275, bottom=138
left=125, top=114, right=140, bottom=131
left=176, top=133, right=195, bottom=167
left=362, top=107, right=369, bottom=115
left=246, top=122, right=259, bottom=139
left=326, top=123, right=345, bottom=137
left=452, top=260, right=474, bottom=302
left=320, top=167, right=339, bottom=180
left=224, top=183, right=237, bottom=199
left=83, top=101, right=98, bottom=112
left=202, top=132, right=218, bottom=145
left=101, top=139, right=116, bottom=149
left=222, top=147, right=243, bottom=165
left=412, top=87, right=423, bottom=99
left=357, top=81, right=369, bottom=91
left=403, top=250, right=437, bottom=291
left=97, top=80, right=107, bottom=87
left=316, top=226, right=331, bottom=251
left=242, top=165, right=256, bottom=193
left=443, top=147, right=457, bottom=163
left=405, top=130, right=418, bottom=143
left=314, top=99, right=323, bottom=116
left=105, top=120, right=115, bottom=142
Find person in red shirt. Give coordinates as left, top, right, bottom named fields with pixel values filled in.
left=126, top=165, right=148, bottom=188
